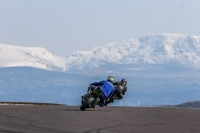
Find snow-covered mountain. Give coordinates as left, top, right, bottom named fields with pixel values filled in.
left=66, top=33, right=200, bottom=72
left=1, top=33, right=200, bottom=73
left=0, top=44, right=66, bottom=71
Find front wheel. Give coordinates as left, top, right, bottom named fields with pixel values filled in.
left=80, top=97, right=93, bottom=111
left=80, top=100, right=89, bottom=110
left=80, top=105, right=86, bottom=110
left=80, top=95, right=96, bottom=111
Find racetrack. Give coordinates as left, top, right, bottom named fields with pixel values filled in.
left=0, top=105, right=200, bottom=133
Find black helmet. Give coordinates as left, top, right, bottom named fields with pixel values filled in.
left=107, top=76, right=115, bottom=84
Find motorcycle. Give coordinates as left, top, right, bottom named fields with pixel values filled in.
left=80, top=79, right=127, bottom=110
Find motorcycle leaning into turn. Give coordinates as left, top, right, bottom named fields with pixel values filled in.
left=80, top=79, right=127, bottom=111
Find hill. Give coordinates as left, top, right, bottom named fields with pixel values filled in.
left=1, top=33, right=200, bottom=74
left=175, top=101, right=200, bottom=108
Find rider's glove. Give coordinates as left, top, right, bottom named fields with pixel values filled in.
left=87, top=85, right=92, bottom=92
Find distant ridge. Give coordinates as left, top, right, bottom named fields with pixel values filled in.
left=0, top=102, right=61, bottom=105
left=65, top=33, right=200, bottom=71
left=0, top=43, right=66, bottom=71
left=1, top=33, right=200, bottom=74
left=175, top=101, right=200, bottom=108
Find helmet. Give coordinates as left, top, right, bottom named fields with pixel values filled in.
left=107, top=76, right=115, bottom=84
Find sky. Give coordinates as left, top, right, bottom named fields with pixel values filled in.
left=0, top=0, right=200, bottom=56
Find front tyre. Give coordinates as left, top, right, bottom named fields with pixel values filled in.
left=80, top=99, right=90, bottom=111
left=80, top=96, right=95, bottom=111
left=80, top=105, right=86, bottom=111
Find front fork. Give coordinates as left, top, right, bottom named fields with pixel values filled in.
left=81, top=90, right=92, bottom=99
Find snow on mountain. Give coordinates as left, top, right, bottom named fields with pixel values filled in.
left=0, top=44, right=66, bottom=71
left=65, top=33, right=200, bottom=71
left=1, top=33, right=200, bottom=72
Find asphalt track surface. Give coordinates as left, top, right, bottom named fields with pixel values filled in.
left=0, top=105, right=200, bottom=133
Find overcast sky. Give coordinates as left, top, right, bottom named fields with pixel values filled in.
left=0, top=0, right=200, bottom=56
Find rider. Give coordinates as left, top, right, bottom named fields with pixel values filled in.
left=88, top=76, right=115, bottom=107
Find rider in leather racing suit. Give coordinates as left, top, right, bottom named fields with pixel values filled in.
left=88, top=76, right=115, bottom=107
